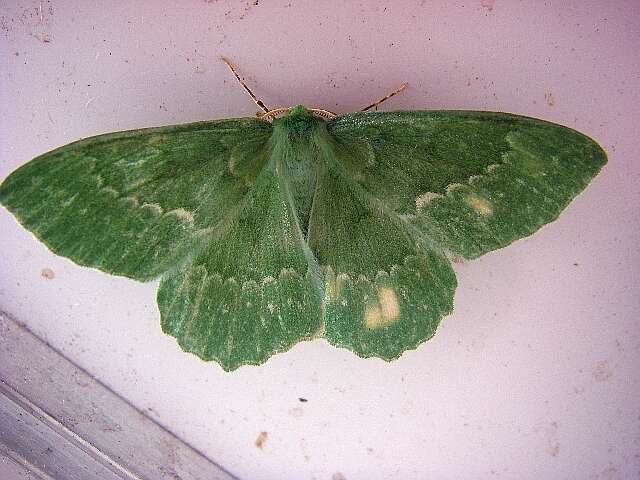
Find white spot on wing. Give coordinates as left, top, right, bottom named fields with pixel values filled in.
left=415, top=191, right=443, bottom=211
left=325, top=275, right=337, bottom=301
left=364, top=286, right=401, bottom=329
left=364, top=305, right=382, bottom=329
left=378, top=287, right=400, bottom=321
left=446, top=183, right=464, bottom=193
left=122, top=196, right=139, bottom=207
left=167, top=208, right=195, bottom=223
left=101, top=186, right=118, bottom=196
left=142, top=202, right=163, bottom=214
left=465, top=194, right=493, bottom=216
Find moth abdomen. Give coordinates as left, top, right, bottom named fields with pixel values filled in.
left=271, top=106, right=332, bottom=236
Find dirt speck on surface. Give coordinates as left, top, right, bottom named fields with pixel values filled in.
left=255, top=431, right=268, bottom=449
left=593, top=360, right=613, bottom=382
left=32, top=32, right=51, bottom=43
left=289, top=407, right=304, bottom=418
left=481, top=0, right=496, bottom=11
left=14, top=1, right=55, bottom=43
left=597, top=466, right=620, bottom=480
left=41, top=267, right=55, bottom=279
left=207, top=0, right=257, bottom=20
left=545, top=421, right=560, bottom=457
left=332, top=473, right=346, bottom=480
left=545, top=92, right=555, bottom=106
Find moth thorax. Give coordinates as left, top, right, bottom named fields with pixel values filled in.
left=273, top=112, right=329, bottom=236
left=281, top=141, right=318, bottom=237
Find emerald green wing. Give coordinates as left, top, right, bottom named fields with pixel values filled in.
left=1, top=118, right=324, bottom=370
left=327, top=111, right=607, bottom=259
left=157, top=159, right=323, bottom=370
left=0, top=108, right=607, bottom=369
left=0, top=118, right=272, bottom=280
left=313, top=110, right=605, bottom=359
left=308, top=142, right=456, bottom=360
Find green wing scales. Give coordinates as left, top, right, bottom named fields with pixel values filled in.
left=157, top=159, right=324, bottom=370
left=0, top=107, right=606, bottom=369
left=327, top=111, right=606, bottom=259
left=307, top=151, right=456, bottom=360
left=0, top=118, right=273, bottom=280
left=313, top=110, right=605, bottom=360
left=0, top=117, right=322, bottom=370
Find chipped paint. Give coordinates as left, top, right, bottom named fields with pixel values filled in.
left=255, top=431, right=268, bottom=449
left=40, top=267, right=55, bottom=279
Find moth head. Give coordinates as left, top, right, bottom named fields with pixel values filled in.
left=269, top=105, right=332, bottom=137
left=259, top=105, right=336, bottom=122
left=288, top=104, right=312, bottom=118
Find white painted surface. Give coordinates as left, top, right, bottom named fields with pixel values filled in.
left=0, top=312, right=236, bottom=480
left=1, top=1, right=638, bottom=479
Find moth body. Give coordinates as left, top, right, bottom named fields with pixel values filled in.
left=0, top=105, right=606, bottom=370
left=271, top=105, right=328, bottom=236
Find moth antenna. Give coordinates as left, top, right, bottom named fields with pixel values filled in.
left=361, top=83, right=408, bottom=112
left=258, top=107, right=292, bottom=120
left=219, top=55, right=270, bottom=113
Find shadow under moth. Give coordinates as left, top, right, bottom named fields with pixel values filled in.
left=0, top=58, right=606, bottom=371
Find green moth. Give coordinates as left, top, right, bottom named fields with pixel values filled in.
left=0, top=59, right=606, bottom=371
